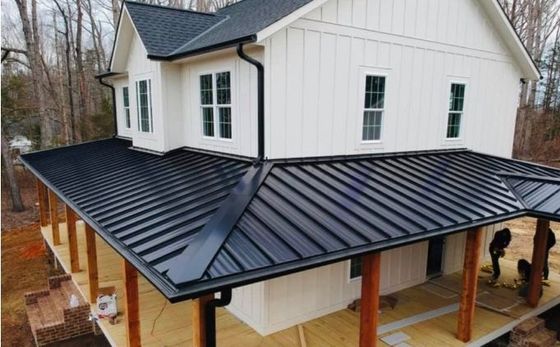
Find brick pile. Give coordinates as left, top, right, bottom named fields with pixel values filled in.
left=509, top=317, right=557, bottom=347
left=25, top=274, right=93, bottom=346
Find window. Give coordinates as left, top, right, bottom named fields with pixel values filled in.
left=349, top=257, right=363, bottom=280
left=362, top=75, right=385, bottom=141
left=123, top=86, right=131, bottom=129
left=136, top=79, right=153, bottom=133
left=446, top=83, right=465, bottom=139
left=200, top=72, right=232, bottom=139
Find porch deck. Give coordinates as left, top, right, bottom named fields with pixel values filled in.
left=41, top=222, right=560, bottom=347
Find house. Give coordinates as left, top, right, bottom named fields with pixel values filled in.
left=20, top=0, right=560, bottom=346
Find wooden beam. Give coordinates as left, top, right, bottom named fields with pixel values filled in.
left=85, top=224, right=99, bottom=304
left=48, top=189, right=60, bottom=245
left=65, top=205, right=80, bottom=272
left=528, top=219, right=550, bottom=307
left=36, top=179, right=49, bottom=227
left=123, top=259, right=141, bottom=347
left=457, top=227, right=483, bottom=342
left=359, top=253, right=381, bottom=347
left=192, top=293, right=214, bottom=347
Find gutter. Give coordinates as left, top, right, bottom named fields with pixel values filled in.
left=236, top=43, right=265, bottom=161
left=96, top=72, right=118, bottom=137
left=204, top=289, right=232, bottom=347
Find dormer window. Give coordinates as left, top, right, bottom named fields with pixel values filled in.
left=200, top=72, right=232, bottom=140
left=136, top=79, right=153, bottom=133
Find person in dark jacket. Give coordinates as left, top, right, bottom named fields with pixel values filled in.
left=489, top=228, right=512, bottom=281
left=536, top=228, right=556, bottom=280
left=517, top=258, right=542, bottom=298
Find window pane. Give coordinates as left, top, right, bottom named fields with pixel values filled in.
left=125, top=109, right=131, bottom=128
left=362, top=110, right=383, bottom=141
left=137, top=80, right=152, bottom=133
left=446, top=112, right=461, bottom=138
left=202, top=107, right=214, bottom=137
left=123, top=87, right=129, bottom=107
left=449, top=83, right=465, bottom=112
left=216, top=72, right=231, bottom=105
left=219, top=107, right=232, bottom=139
left=200, top=74, right=213, bottom=105
left=364, top=76, right=385, bottom=109
left=350, top=257, right=363, bottom=279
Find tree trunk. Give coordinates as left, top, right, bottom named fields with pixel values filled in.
left=1, top=135, right=25, bottom=212
left=14, top=0, right=53, bottom=148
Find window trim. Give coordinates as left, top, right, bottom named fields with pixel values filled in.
left=444, top=79, right=469, bottom=143
left=122, top=86, right=131, bottom=129
left=199, top=71, right=233, bottom=142
left=347, top=257, right=363, bottom=282
left=356, top=68, right=390, bottom=148
left=135, top=78, right=154, bottom=133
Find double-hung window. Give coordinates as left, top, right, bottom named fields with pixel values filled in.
left=123, top=86, right=131, bottom=129
left=136, top=79, right=153, bottom=133
left=446, top=83, right=465, bottom=139
left=200, top=72, right=232, bottom=140
left=349, top=257, right=363, bottom=280
left=362, top=75, right=385, bottom=141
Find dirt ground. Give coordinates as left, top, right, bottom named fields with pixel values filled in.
left=504, top=218, right=560, bottom=275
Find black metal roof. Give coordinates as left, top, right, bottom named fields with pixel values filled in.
left=21, top=139, right=560, bottom=302
left=122, top=0, right=313, bottom=60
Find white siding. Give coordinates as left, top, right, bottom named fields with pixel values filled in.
left=264, top=0, right=521, bottom=159
left=233, top=241, right=428, bottom=335
left=180, top=49, right=261, bottom=157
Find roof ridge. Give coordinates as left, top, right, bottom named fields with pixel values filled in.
left=166, top=161, right=274, bottom=286
left=170, top=15, right=231, bottom=56
left=124, top=0, right=217, bottom=16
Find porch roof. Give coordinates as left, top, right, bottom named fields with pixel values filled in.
left=21, top=138, right=560, bottom=302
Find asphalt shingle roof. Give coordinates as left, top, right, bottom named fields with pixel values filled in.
left=123, top=0, right=313, bottom=59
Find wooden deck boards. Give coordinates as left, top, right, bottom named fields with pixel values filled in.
left=41, top=223, right=560, bottom=347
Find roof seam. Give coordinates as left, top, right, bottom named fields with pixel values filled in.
left=170, top=15, right=231, bottom=56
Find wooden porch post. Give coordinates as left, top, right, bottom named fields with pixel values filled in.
left=48, top=189, right=61, bottom=245
left=36, top=179, right=49, bottom=227
left=123, top=259, right=141, bottom=347
left=359, top=252, right=381, bottom=347
left=457, top=227, right=483, bottom=342
left=527, top=219, right=550, bottom=307
left=192, top=293, right=215, bottom=347
left=85, top=224, right=99, bottom=303
left=65, top=205, right=80, bottom=272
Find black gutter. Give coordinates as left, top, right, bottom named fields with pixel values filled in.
left=205, top=289, right=232, bottom=347
left=147, top=35, right=256, bottom=62
left=96, top=74, right=118, bottom=137
left=236, top=43, right=265, bottom=160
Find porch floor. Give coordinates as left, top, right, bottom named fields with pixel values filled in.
left=41, top=223, right=560, bottom=346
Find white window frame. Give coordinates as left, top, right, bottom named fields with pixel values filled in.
left=347, top=257, right=363, bottom=282
left=122, top=86, right=131, bottom=129
left=199, top=71, right=233, bottom=142
left=356, top=68, right=390, bottom=148
left=444, top=79, right=469, bottom=143
left=135, top=78, right=153, bottom=133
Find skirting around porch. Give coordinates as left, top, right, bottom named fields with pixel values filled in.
left=41, top=221, right=560, bottom=347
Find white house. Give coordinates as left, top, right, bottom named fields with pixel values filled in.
left=99, top=0, right=541, bottom=336
left=22, top=0, right=560, bottom=346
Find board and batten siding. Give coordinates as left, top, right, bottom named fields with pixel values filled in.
left=179, top=49, right=261, bottom=157
left=228, top=241, right=429, bottom=335
left=263, top=0, right=521, bottom=159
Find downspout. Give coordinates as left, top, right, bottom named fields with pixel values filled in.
left=205, top=289, right=232, bottom=347
left=236, top=43, right=264, bottom=161
left=97, top=76, right=118, bottom=137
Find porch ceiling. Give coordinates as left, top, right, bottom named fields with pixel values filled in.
left=21, top=138, right=560, bottom=302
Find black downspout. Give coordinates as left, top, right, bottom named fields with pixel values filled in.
left=205, top=289, right=232, bottom=347
left=97, top=76, right=118, bottom=137
left=236, top=43, right=264, bottom=161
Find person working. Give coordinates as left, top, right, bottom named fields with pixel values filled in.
left=517, top=258, right=543, bottom=298
left=489, top=228, right=512, bottom=282
left=536, top=228, right=556, bottom=281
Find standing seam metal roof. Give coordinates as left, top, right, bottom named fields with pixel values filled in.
left=21, top=139, right=560, bottom=301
